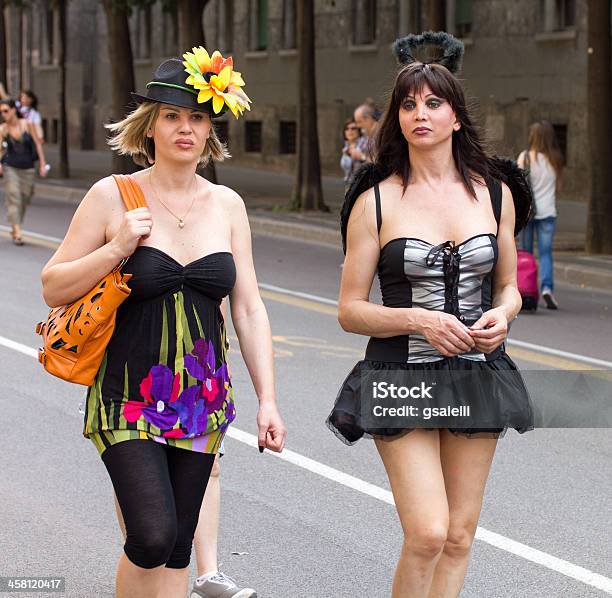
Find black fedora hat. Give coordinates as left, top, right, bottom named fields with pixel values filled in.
left=131, top=58, right=228, bottom=117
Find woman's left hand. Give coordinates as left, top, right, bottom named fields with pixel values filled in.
left=39, top=163, right=48, bottom=177
left=468, top=306, right=509, bottom=354
left=257, top=401, right=287, bottom=453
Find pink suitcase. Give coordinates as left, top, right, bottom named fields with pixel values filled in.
left=517, top=249, right=539, bottom=311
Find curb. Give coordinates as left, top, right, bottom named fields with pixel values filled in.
left=36, top=182, right=86, bottom=204
left=249, top=215, right=340, bottom=248
left=32, top=181, right=612, bottom=293
left=553, top=261, right=612, bottom=292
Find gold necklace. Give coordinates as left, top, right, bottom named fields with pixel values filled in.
left=149, top=170, right=198, bottom=229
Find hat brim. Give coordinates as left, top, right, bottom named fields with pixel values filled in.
left=130, top=92, right=227, bottom=118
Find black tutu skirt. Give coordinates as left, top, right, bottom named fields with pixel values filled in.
left=326, top=353, right=535, bottom=445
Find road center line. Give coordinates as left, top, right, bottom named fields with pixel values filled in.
left=1, top=334, right=611, bottom=593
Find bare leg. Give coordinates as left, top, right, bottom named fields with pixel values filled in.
left=375, top=430, right=449, bottom=598
left=156, top=567, right=190, bottom=598
left=428, top=430, right=498, bottom=598
left=115, top=553, right=165, bottom=598
left=194, top=454, right=221, bottom=576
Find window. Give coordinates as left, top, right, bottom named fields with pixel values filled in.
left=248, top=0, right=268, bottom=51
left=245, top=121, right=262, bottom=152
left=279, top=121, right=296, bottom=154
left=162, top=4, right=179, bottom=57
left=132, top=6, right=152, bottom=59
left=455, top=0, right=472, bottom=38
left=540, top=0, right=576, bottom=32
left=352, top=0, right=377, bottom=45
left=281, top=0, right=296, bottom=49
left=215, top=120, right=230, bottom=149
left=217, top=0, right=234, bottom=52
left=39, top=2, right=56, bottom=65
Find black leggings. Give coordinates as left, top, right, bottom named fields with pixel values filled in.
left=101, top=440, right=215, bottom=569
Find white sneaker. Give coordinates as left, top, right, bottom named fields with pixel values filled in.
left=191, top=571, right=257, bottom=598
left=541, top=288, right=558, bottom=310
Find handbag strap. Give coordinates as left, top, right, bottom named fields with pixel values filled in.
left=112, top=174, right=148, bottom=211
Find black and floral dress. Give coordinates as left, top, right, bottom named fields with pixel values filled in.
left=84, top=246, right=237, bottom=456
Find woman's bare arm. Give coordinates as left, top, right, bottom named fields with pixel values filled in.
left=227, top=190, right=286, bottom=451
left=27, top=121, right=46, bottom=170
left=228, top=191, right=276, bottom=404
left=338, top=189, right=428, bottom=337
left=469, top=183, right=522, bottom=353
left=41, top=176, right=151, bottom=307
left=492, top=183, right=522, bottom=321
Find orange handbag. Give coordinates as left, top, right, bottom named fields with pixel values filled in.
left=36, top=174, right=147, bottom=386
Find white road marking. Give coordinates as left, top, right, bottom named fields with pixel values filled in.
left=5, top=225, right=612, bottom=369
left=1, top=334, right=611, bottom=593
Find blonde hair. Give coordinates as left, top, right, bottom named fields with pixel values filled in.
left=105, top=102, right=230, bottom=167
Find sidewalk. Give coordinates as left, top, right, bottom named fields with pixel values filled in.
left=30, top=146, right=612, bottom=292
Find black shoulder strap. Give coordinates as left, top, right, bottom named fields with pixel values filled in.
left=373, top=183, right=382, bottom=235
left=487, top=178, right=502, bottom=231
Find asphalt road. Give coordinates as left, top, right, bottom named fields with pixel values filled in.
left=0, top=195, right=611, bottom=598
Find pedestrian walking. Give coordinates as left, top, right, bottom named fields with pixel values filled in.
left=0, top=99, right=48, bottom=245
left=18, top=90, right=44, bottom=143
left=517, top=120, right=563, bottom=309
left=353, top=99, right=380, bottom=162
left=328, top=32, right=534, bottom=598
left=340, top=118, right=367, bottom=186
left=41, top=48, right=286, bottom=598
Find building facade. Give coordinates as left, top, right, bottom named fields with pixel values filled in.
left=4, top=0, right=588, bottom=200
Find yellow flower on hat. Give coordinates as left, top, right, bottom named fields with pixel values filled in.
left=182, top=47, right=251, bottom=118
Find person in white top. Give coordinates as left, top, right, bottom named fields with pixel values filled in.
left=517, top=120, right=564, bottom=309
left=18, top=90, right=44, bottom=143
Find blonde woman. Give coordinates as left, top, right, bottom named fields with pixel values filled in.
left=518, top=120, right=564, bottom=309
left=41, top=52, right=286, bottom=598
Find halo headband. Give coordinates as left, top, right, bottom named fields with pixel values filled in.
left=393, top=31, right=464, bottom=74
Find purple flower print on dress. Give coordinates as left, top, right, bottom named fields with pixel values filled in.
left=172, top=385, right=209, bottom=437
left=203, top=363, right=230, bottom=411
left=125, top=365, right=180, bottom=429
left=184, top=338, right=216, bottom=381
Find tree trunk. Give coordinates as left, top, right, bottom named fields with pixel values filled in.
left=586, top=0, right=612, bottom=253
left=57, top=0, right=69, bottom=177
left=0, top=0, right=7, bottom=92
left=102, top=0, right=139, bottom=174
left=177, top=0, right=217, bottom=183
left=292, top=0, right=326, bottom=212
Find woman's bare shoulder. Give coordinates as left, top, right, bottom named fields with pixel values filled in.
left=205, top=178, right=245, bottom=211
left=80, top=175, right=125, bottom=213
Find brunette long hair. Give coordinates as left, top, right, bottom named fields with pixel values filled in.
left=527, top=120, right=564, bottom=179
left=340, top=62, right=534, bottom=251
left=374, top=62, right=497, bottom=199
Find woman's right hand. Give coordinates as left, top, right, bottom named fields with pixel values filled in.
left=109, top=207, right=153, bottom=258
left=418, top=310, right=476, bottom=356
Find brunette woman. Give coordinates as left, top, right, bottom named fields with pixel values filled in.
left=327, top=33, right=533, bottom=598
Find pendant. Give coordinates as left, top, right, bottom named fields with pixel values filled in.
left=178, top=220, right=185, bottom=228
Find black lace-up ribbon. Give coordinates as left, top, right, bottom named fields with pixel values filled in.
left=425, top=240, right=464, bottom=322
